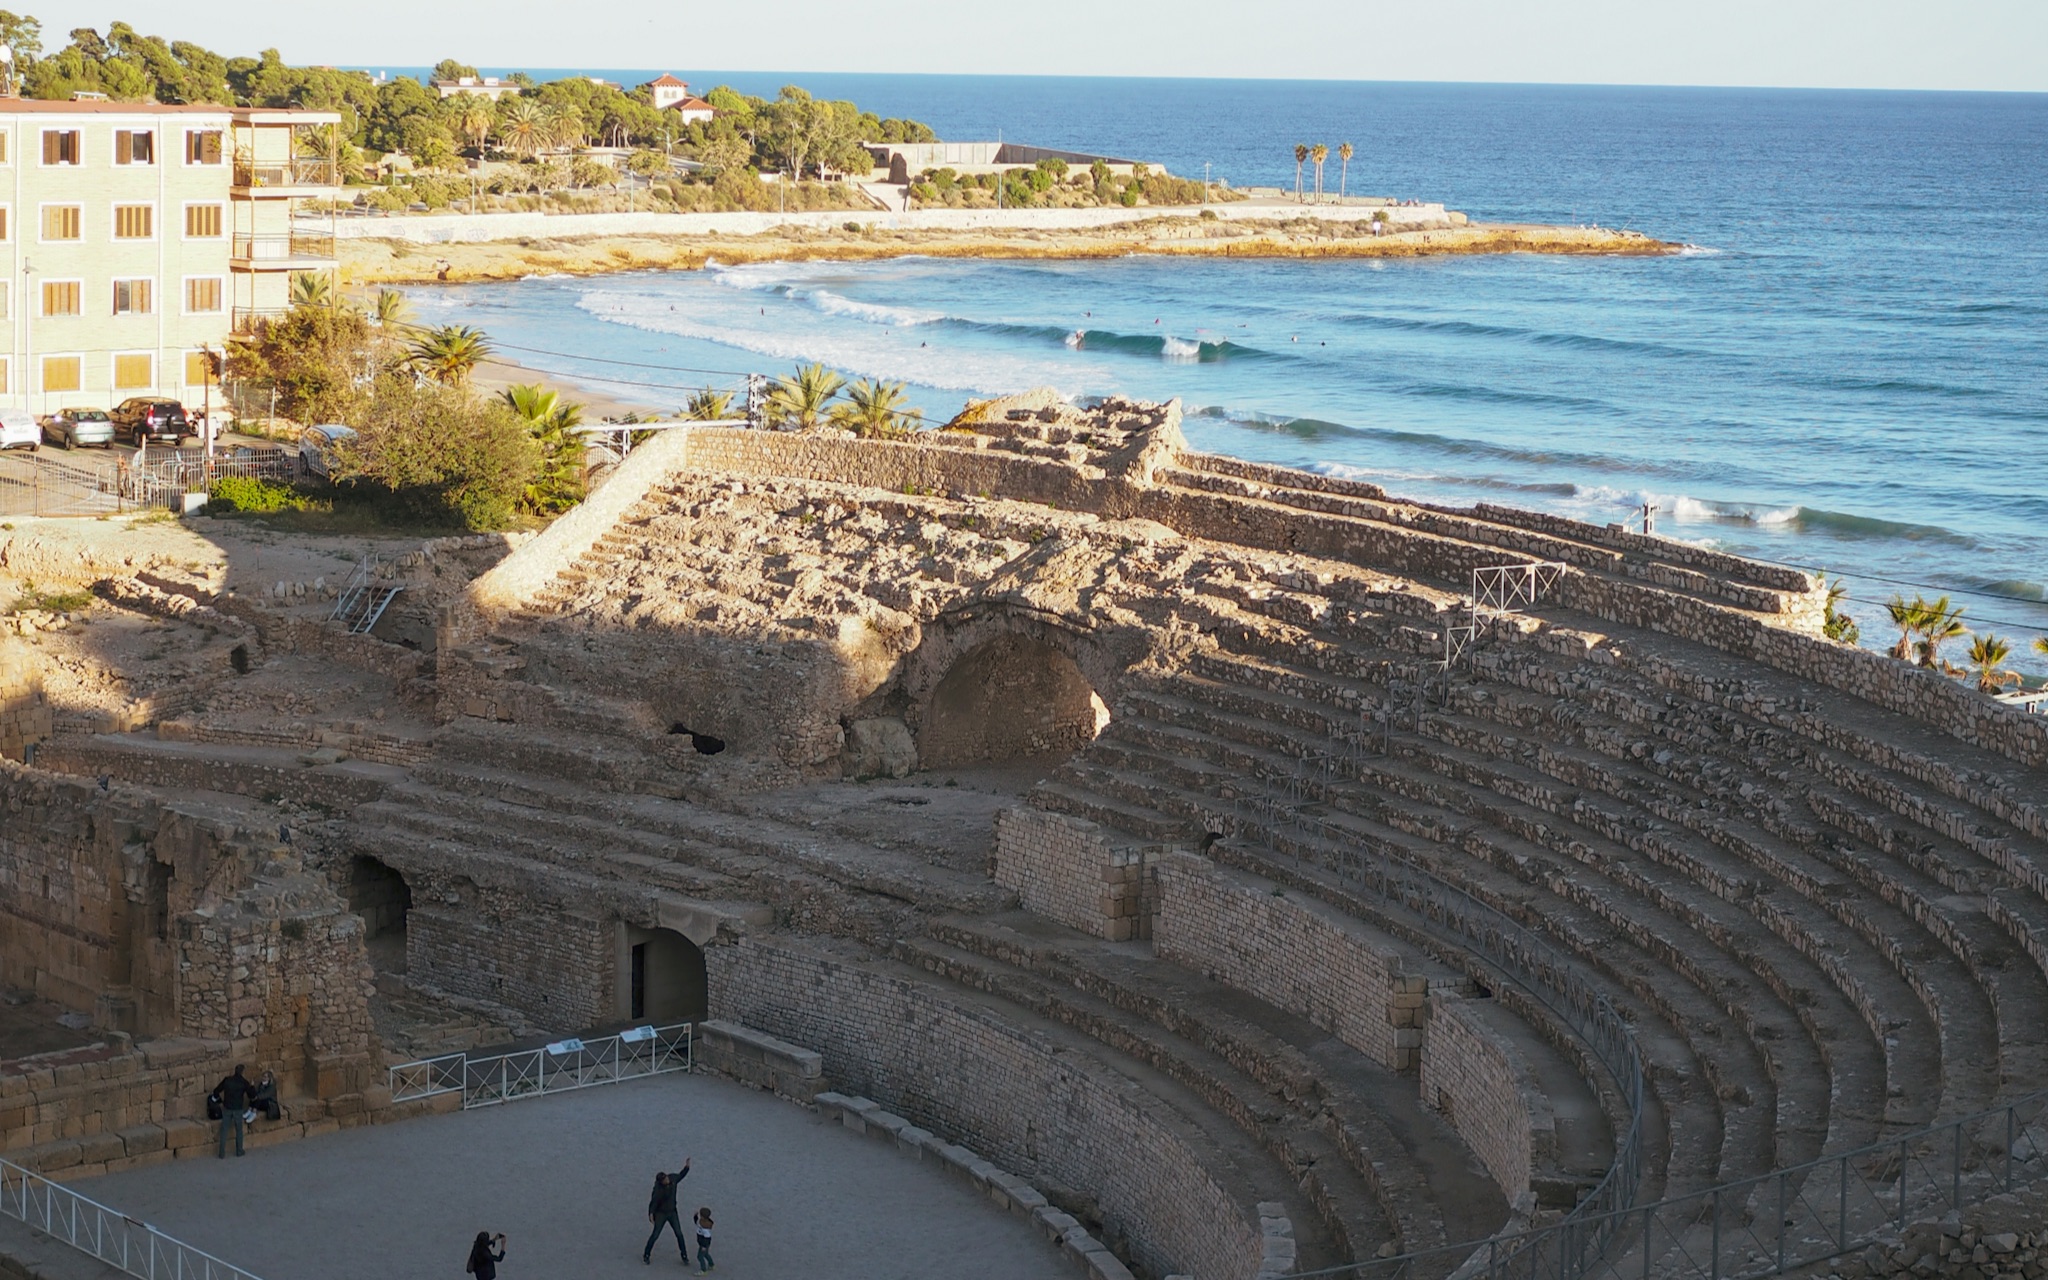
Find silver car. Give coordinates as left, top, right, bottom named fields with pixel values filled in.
left=42, top=408, right=115, bottom=449
left=299, top=423, right=357, bottom=479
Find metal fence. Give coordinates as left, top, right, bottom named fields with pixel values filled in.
left=389, top=1022, right=693, bottom=1110
left=0, top=451, right=130, bottom=517
left=1238, top=775, right=2048, bottom=1280
left=1294, top=1088, right=2048, bottom=1280
left=126, top=448, right=301, bottom=510
left=0, top=1156, right=264, bottom=1280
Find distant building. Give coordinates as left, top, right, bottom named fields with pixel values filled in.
left=432, top=76, right=521, bottom=101
left=865, top=141, right=1144, bottom=185
left=0, top=98, right=341, bottom=412
left=640, top=74, right=716, bottom=124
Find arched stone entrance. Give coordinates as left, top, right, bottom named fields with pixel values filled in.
left=346, top=856, right=412, bottom=975
left=919, top=632, right=1111, bottom=768
left=620, top=926, right=707, bottom=1023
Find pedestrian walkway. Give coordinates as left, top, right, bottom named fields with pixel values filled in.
left=80, top=1072, right=1066, bottom=1280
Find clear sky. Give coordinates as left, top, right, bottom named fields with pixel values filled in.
left=24, top=0, right=2048, bottom=93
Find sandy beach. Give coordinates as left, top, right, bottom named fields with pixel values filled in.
left=340, top=217, right=1673, bottom=287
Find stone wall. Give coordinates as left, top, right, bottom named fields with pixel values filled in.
left=1418, top=991, right=1554, bottom=1203
left=0, top=765, right=379, bottom=1113
left=709, top=938, right=1263, bottom=1280
left=682, top=427, right=1098, bottom=511
left=0, top=638, right=51, bottom=764
left=31, top=738, right=397, bottom=811
left=1152, top=853, right=1427, bottom=1069
left=992, top=808, right=1159, bottom=942
left=406, top=900, right=615, bottom=1031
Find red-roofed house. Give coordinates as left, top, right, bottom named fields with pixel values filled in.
left=639, top=74, right=716, bottom=124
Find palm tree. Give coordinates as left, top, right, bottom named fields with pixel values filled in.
left=1338, top=142, right=1354, bottom=200
left=1967, top=634, right=2021, bottom=694
left=498, top=99, right=550, bottom=158
left=1293, top=144, right=1308, bottom=203
left=373, top=288, right=413, bottom=329
left=1884, top=594, right=1924, bottom=662
left=407, top=324, right=494, bottom=386
left=451, top=95, right=496, bottom=156
left=684, top=388, right=734, bottom=421
left=1821, top=576, right=1858, bottom=645
left=539, top=101, right=583, bottom=151
left=501, top=383, right=586, bottom=513
left=290, top=271, right=333, bottom=309
left=1311, top=143, right=1329, bottom=203
left=830, top=379, right=921, bottom=439
left=1916, top=596, right=1967, bottom=669
left=765, top=362, right=844, bottom=430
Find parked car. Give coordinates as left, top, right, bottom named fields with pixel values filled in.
left=109, top=397, right=194, bottom=447
left=41, top=407, right=115, bottom=449
left=299, top=423, right=357, bottom=479
left=0, top=408, right=38, bottom=451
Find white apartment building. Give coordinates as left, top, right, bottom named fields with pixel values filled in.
left=0, top=98, right=339, bottom=414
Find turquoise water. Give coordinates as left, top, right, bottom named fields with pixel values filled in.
left=405, top=78, right=2048, bottom=666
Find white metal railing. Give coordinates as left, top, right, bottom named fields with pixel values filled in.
left=0, top=1156, right=265, bottom=1280
left=389, top=1022, right=693, bottom=1109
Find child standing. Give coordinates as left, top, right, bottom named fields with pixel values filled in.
left=691, top=1207, right=714, bottom=1273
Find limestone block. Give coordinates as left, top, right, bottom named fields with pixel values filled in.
left=840, top=717, right=917, bottom=780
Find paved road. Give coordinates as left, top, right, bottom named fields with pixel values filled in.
left=82, top=1073, right=1067, bottom=1280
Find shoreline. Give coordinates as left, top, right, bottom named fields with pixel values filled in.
left=340, top=219, right=1676, bottom=287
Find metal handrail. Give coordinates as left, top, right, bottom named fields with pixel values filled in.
left=1291, top=1087, right=2048, bottom=1280
left=230, top=232, right=338, bottom=260
left=233, top=158, right=338, bottom=188
left=0, top=1156, right=265, bottom=1280
left=389, top=1022, right=694, bottom=1110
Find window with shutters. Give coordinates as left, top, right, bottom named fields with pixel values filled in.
left=113, top=279, right=153, bottom=315
left=0, top=131, right=10, bottom=164
left=41, top=280, right=81, bottom=316
left=0, top=206, right=8, bottom=242
left=113, top=204, right=153, bottom=239
left=0, top=358, right=9, bottom=395
left=114, top=353, right=153, bottom=391
left=185, top=351, right=220, bottom=385
left=185, top=130, right=222, bottom=165
left=41, top=130, right=79, bottom=165
left=0, top=282, right=10, bottom=319
left=42, top=356, right=82, bottom=393
left=114, top=130, right=154, bottom=165
left=184, top=277, right=223, bottom=314
left=184, top=203, right=222, bottom=238
left=40, top=205, right=80, bottom=241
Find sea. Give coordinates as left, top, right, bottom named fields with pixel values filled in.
left=390, top=74, right=2048, bottom=673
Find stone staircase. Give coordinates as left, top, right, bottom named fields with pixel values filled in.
left=1022, top=564, right=2048, bottom=1241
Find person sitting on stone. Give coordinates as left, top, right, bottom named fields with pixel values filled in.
left=249, top=1069, right=281, bottom=1122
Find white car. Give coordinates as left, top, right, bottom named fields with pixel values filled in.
left=299, top=423, right=357, bottom=479
left=0, top=408, right=38, bottom=451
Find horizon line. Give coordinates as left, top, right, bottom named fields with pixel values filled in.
left=339, top=66, right=2048, bottom=98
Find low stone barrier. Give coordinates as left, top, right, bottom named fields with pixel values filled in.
left=992, top=808, right=1158, bottom=942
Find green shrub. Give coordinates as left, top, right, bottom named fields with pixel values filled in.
left=206, top=476, right=315, bottom=514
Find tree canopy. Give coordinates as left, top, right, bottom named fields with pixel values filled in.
left=6, top=19, right=937, bottom=175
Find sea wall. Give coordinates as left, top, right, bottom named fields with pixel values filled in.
left=709, top=937, right=1262, bottom=1280
left=324, top=199, right=1453, bottom=246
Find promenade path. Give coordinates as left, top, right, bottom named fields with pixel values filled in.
left=76, top=1073, right=1067, bottom=1280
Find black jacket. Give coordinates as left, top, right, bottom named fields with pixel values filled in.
left=212, top=1072, right=254, bottom=1110
left=647, top=1166, right=690, bottom=1218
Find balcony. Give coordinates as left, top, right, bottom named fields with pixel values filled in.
left=232, top=157, right=340, bottom=192
left=231, top=232, right=339, bottom=268
left=231, top=306, right=292, bottom=334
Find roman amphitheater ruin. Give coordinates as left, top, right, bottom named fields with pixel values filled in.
left=3, top=395, right=2047, bottom=1280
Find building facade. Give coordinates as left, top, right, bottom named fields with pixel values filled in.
left=0, top=99, right=338, bottom=414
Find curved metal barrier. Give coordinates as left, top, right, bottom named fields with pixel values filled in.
left=0, top=1157, right=263, bottom=1280
left=389, top=1021, right=693, bottom=1110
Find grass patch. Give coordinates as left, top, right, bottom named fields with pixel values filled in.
left=4, top=581, right=94, bottom=614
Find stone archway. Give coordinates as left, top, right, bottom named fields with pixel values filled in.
left=622, top=925, right=707, bottom=1023
left=918, top=631, right=1111, bottom=769
left=346, top=856, right=413, bottom=975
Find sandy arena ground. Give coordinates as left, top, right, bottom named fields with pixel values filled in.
left=79, top=1072, right=1067, bottom=1280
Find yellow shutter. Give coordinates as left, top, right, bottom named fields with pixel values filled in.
left=185, top=351, right=217, bottom=385
left=115, top=205, right=153, bottom=239
left=186, top=278, right=222, bottom=313
left=42, top=280, right=79, bottom=316
left=42, top=356, right=81, bottom=393
left=185, top=204, right=222, bottom=237
left=0, top=359, right=10, bottom=396
left=114, top=354, right=153, bottom=390
left=41, top=205, right=79, bottom=239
